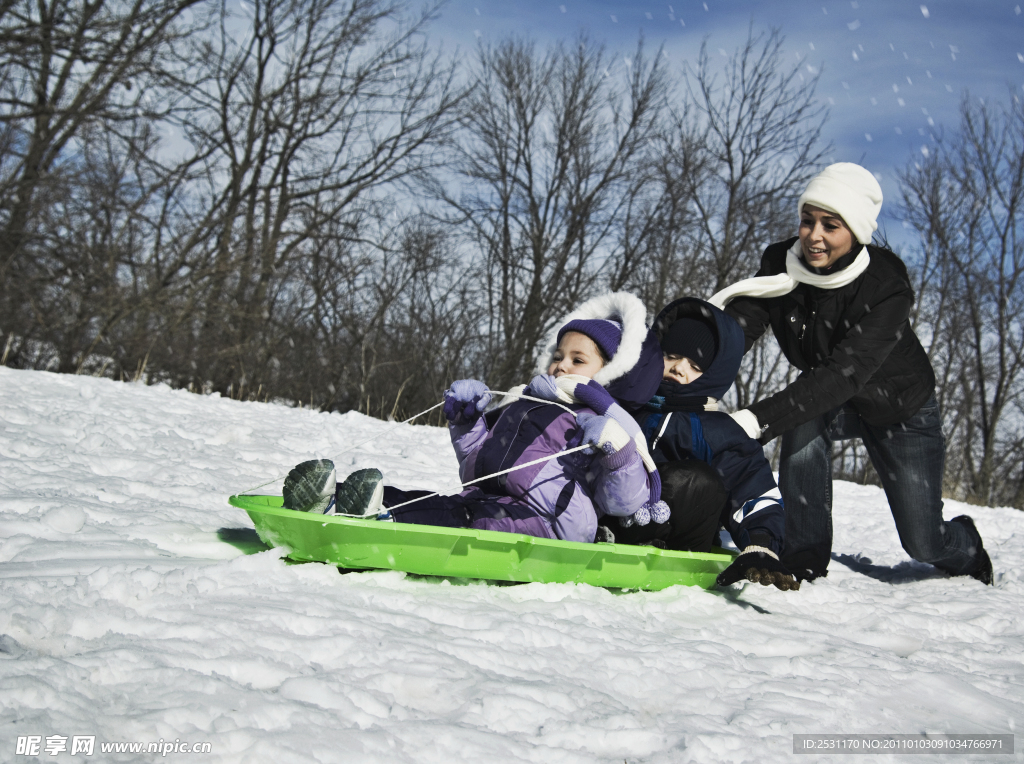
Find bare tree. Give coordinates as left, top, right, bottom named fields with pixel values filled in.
left=146, top=0, right=466, bottom=395
left=0, top=0, right=204, bottom=370
left=682, top=26, right=829, bottom=295
left=434, top=35, right=670, bottom=389
left=899, top=92, right=1024, bottom=506
left=630, top=27, right=830, bottom=414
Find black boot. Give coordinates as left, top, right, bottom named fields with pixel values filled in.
left=950, top=515, right=993, bottom=585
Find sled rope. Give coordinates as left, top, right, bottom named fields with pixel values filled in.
left=240, top=401, right=445, bottom=495
left=483, top=388, right=578, bottom=417
left=376, top=390, right=585, bottom=511
left=384, top=444, right=592, bottom=511
left=240, top=388, right=581, bottom=499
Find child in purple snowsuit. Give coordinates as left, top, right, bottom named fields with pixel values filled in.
left=383, top=292, right=666, bottom=543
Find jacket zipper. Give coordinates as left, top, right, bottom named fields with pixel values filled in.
left=801, top=305, right=817, bottom=366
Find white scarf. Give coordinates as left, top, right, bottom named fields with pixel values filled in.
left=708, top=240, right=870, bottom=309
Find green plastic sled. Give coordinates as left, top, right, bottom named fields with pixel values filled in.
left=229, top=494, right=736, bottom=591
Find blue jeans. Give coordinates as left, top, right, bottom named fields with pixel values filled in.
left=778, top=395, right=977, bottom=579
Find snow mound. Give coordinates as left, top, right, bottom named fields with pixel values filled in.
left=1, top=367, right=1021, bottom=763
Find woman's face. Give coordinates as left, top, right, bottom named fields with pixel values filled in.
left=799, top=205, right=855, bottom=269
left=548, top=331, right=605, bottom=379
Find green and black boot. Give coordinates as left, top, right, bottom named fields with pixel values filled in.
left=282, top=459, right=337, bottom=513
left=334, top=468, right=385, bottom=517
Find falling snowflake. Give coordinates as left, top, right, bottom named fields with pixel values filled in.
left=921, top=146, right=929, bottom=157
left=848, top=19, right=861, bottom=30
left=865, top=133, right=873, bottom=141
left=920, top=5, right=930, bottom=18
left=610, top=14, right=617, bottom=22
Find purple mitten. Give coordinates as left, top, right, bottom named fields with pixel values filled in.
left=443, top=379, right=491, bottom=424
left=527, top=374, right=560, bottom=402
left=570, top=379, right=616, bottom=415
left=576, top=412, right=633, bottom=457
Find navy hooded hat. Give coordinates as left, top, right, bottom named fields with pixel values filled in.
left=652, top=297, right=745, bottom=403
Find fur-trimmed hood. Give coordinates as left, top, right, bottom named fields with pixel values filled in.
left=536, top=292, right=663, bottom=410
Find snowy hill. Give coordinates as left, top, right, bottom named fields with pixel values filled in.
left=1, top=366, right=1021, bottom=763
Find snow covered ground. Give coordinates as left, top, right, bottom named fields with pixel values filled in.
left=1, top=366, right=1021, bottom=763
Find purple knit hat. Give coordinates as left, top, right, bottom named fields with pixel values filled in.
left=557, top=318, right=623, bottom=360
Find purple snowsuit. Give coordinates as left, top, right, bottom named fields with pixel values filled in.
left=387, top=397, right=653, bottom=542
left=386, top=291, right=665, bottom=543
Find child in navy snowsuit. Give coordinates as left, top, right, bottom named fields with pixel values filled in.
left=601, top=296, right=799, bottom=590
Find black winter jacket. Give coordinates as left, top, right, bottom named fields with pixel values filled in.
left=725, top=237, right=936, bottom=442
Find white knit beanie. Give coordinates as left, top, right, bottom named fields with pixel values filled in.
left=798, top=163, right=883, bottom=245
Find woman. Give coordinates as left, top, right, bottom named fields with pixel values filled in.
left=710, top=162, right=993, bottom=585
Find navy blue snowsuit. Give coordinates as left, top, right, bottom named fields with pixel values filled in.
left=628, top=297, right=786, bottom=555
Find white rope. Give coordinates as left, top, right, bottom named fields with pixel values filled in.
left=483, top=388, right=578, bottom=417
left=241, top=387, right=586, bottom=505
left=239, top=400, right=445, bottom=495
left=384, top=444, right=592, bottom=511
left=381, top=388, right=587, bottom=512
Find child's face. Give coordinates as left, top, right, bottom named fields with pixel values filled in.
left=663, top=354, right=704, bottom=385
left=548, top=332, right=605, bottom=379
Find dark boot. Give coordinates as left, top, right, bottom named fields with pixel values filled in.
left=282, top=459, right=336, bottom=513
left=950, top=515, right=993, bottom=585
left=334, top=468, right=385, bottom=517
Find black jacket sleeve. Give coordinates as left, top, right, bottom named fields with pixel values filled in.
left=747, top=283, right=914, bottom=441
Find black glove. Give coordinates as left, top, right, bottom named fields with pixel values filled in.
left=717, top=547, right=800, bottom=591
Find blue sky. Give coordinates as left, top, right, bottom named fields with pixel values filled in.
left=432, top=0, right=1024, bottom=248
